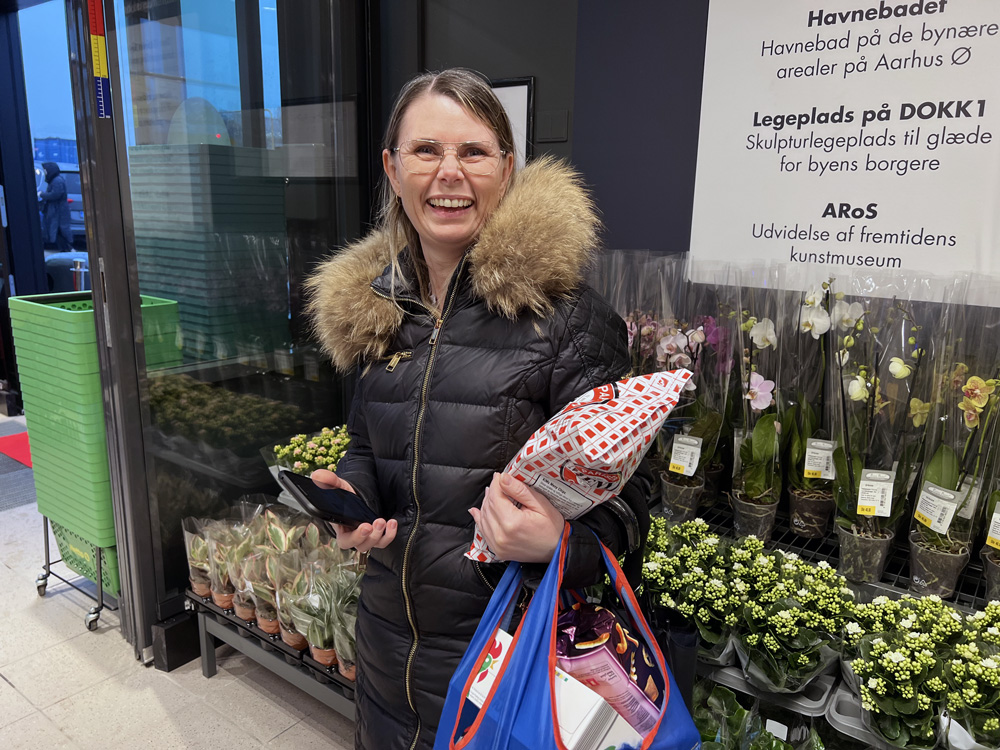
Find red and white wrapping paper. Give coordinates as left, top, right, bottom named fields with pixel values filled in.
left=467, top=369, right=693, bottom=563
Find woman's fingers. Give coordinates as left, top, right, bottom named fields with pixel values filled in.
left=332, top=517, right=397, bottom=552
left=310, top=469, right=356, bottom=493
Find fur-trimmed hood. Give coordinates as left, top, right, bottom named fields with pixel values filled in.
left=306, top=156, right=601, bottom=372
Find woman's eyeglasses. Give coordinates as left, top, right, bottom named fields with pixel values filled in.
left=392, top=140, right=507, bottom=176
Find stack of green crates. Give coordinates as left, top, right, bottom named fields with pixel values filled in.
left=8, top=292, right=182, bottom=596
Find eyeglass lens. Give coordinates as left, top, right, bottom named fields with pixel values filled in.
left=398, top=140, right=502, bottom=175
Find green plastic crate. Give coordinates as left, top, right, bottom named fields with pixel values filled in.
left=30, top=440, right=110, bottom=484
left=37, top=501, right=116, bottom=549
left=33, top=470, right=113, bottom=522
left=21, top=395, right=108, bottom=437
left=50, top=521, right=119, bottom=597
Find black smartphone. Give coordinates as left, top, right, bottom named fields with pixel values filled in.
left=277, top=469, right=378, bottom=526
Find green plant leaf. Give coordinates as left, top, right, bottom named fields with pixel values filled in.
left=923, top=444, right=960, bottom=491
left=752, top=414, right=778, bottom=463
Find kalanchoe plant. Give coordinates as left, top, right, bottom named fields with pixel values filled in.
left=944, top=640, right=1000, bottom=747
left=841, top=594, right=965, bottom=665
left=852, top=631, right=949, bottom=749
left=271, top=426, right=351, bottom=476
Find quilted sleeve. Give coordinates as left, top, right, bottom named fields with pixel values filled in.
left=328, top=369, right=382, bottom=515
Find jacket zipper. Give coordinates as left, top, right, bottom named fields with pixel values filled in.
left=473, top=560, right=495, bottom=592
left=383, top=350, right=413, bottom=372
left=376, top=260, right=465, bottom=750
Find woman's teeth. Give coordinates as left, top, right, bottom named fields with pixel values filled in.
left=429, top=198, right=472, bottom=208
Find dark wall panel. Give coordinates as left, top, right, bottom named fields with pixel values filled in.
left=574, top=1, right=709, bottom=255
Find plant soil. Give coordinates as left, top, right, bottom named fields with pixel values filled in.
left=279, top=622, right=308, bottom=651
left=788, top=488, right=835, bottom=539
left=909, top=537, right=969, bottom=598
left=660, top=471, right=705, bottom=523
left=310, top=645, right=338, bottom=667
left=835, top=525, right=895, bottom=584
left=730, top=492, right=778, bottom=543
left=257, top=616, right=280, bottom=635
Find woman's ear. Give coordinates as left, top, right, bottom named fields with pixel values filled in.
left=498, top=151, right=515, bottom=198
left=382, top=149, right=402, bottom=197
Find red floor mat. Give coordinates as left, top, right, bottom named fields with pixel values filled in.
left=0, top=432, right=31, bottom=467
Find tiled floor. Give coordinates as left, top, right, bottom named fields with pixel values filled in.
left=0, top=416, right=355, bottom=749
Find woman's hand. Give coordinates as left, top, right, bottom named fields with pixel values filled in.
left=468, top=473, right=564, bottom=563
left=310, top=469, right=397, bottom=553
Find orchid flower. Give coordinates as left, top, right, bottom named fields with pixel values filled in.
left=888, top=357, right=913, bottom=379
left=963, top=376, right=995, bottom=409
left=745, top=371, right=775, bottom=411
left=798, top=305, right=831, bottom=339
left=749, top=318, right=777, bottom=350
left=909, top=398, right=930, bottom=428
left=847, top=375, right=869, bottom=402
left=832, top=300, right=864, bottom=330
left=959, top=397, right=983, bottom=429
left=803, top=286, right=825, bottom=308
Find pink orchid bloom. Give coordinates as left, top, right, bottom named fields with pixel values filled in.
left=745, top=371, right=775, bottom=411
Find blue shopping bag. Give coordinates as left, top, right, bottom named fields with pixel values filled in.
left=434, top=524, right=701, bottom=750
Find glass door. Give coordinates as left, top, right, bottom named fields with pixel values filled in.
left=108, top=0, right=373, bottom=621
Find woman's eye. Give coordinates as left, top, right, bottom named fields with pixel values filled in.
left=461, top=146, right=486, bottom=159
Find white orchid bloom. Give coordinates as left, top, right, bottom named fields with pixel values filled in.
left=836, top=349, right=850, bottom=367
left=803, top=286, right=825, bottom=308
left=832, top=300, right=864, bottom=330
left=847, top=375, right=869, bottom=401
left=749, top=318, right=777, bottom=350
left=888, top=356, right=913, bottom=379
left=798, top=305, right=831, bottom=340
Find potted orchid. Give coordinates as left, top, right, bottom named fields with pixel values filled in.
left=829, top=274, right=932, bottom=584
left=730, top=267, right=785, bottom=543
left=781, top=280, right=837, bottom=539
left=909, top=293, right=1000, bottom=598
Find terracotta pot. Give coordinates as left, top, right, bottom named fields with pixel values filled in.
left=909, top=536, right=969, bottom=599
left=983, top=549, right=1000, bottom=602
left=279, top=622, right=308, bottom=651
left=659, top=471, right=705, bottom=523
left=788, top=488, right=835, bottom=539
left=257, top=616, right=280, bottom=635
left=189, top=578, right=211, bottom=598
left=234, top=601, right=257, bottom=623
left=729, top=493, right=778, bottom=543
left=310, top=645, right=338, bottom=667
left=835, top=525, right=895, bottom=584
left=211, top=589, right=235, bottom=610
left=338, top=661, right=357, bottom=681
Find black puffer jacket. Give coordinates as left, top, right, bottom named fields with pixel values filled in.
left=307, top=158, right=650, bottom=750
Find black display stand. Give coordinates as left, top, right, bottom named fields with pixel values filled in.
left=186, top=591, right=355, bottom=721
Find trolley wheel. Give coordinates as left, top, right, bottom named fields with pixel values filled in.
left=35, top=573, right=48, bottom=597
left=37, top=583, right=47, bottom=597
left=85, top=611, right=100, bottom=631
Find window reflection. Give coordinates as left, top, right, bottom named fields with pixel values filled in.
left=112, top=0, right=367, bottom=612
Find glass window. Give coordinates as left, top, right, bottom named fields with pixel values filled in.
left=110, top=0, right=371, bottom=614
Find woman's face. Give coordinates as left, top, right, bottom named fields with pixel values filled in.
left=383, top=93, right=513, bottom=261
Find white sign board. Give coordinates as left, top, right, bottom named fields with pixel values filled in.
left=690, top=0, right=1000, bottom=281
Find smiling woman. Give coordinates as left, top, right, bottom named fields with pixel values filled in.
left=304, top=68, right=652, bottom=750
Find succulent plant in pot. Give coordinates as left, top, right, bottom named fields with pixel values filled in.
left=243, top=550, right=280, bottom=635
left=182, top=516, right=211, bottom=597
left=332, top=559, right=363, bottom=681
left=273, top=550, right=310, bottom=651
left=204, top=521, right=240, bottom=609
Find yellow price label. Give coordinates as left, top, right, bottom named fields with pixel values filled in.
left=668, top=463, right=687, bottom=474
left=915, top=511, right=933, bottom=528
left=804, top=469, right=822, bottom=479
left=988, top=536, right=1000, bottom=550
left=857, top=505, right=877, bottom=516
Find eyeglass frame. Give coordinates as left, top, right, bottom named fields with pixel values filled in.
left=390, top=139, right=509, bottom=175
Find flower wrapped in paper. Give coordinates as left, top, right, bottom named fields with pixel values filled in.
left=467, top=369, right=693, bottom=563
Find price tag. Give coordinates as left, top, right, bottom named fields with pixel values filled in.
left=914, top=482, right=958, bottom=534
left=856, top=468, right=895, bottom=517
left=803, top=439, right=836, bottom=480
left=274, top=348, right=294, bottom=376
left=987, top=508, right=1000, bottom=550
left=956, top=479, right=981, bottom=521
left=669, top=435, right=703, bottom=477
left=765, top=720, right=789, bottom=742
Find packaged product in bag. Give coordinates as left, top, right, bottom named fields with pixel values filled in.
left=467, top=369, right=693, bottom=563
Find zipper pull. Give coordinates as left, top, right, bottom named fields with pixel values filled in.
left=385, top=350, right=412, bottom=372
left=429, top=318, right=443, bottom=346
